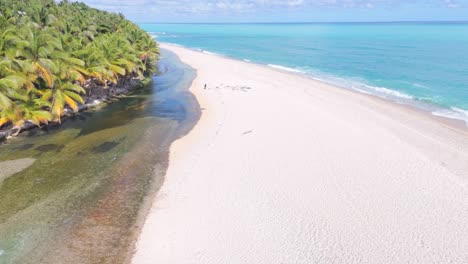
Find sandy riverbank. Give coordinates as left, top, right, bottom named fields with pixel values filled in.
left=132, top=43, right=468, bottom=263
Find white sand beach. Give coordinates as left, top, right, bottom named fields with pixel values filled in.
left=132, top=43, right=468, bottom=264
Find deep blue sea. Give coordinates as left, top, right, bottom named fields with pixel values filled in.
left=140, top=23, right=468, bottom=124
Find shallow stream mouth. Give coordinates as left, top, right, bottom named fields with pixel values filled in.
left=0, top=49, right=200, bottom=264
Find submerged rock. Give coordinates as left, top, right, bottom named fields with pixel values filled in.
left=92, top=141, right=120, bottom=153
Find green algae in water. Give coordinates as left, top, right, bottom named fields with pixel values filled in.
left=0, top=117, right=152, bottom=263
left=0, top=49, right=199, bottom=264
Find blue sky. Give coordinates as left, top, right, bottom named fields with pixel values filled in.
left=80, top=0, right=468, bottom=23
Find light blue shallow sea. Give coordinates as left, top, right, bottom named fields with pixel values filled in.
left=140, top=23, right=468, bottom=124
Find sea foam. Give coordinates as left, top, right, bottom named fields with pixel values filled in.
left=432, top=107, right=468, bottom=126
left=202, top=50, right=219, bottom=56
left=370, top=86, right=414, bottom=100
left=267, top=64, right=304, bottom=73
left=241, top=60, right=467, bottom=126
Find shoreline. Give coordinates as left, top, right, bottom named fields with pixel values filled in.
left=133, top=43, right=468, bottom=263
left=158, top=42, right=468, bottom=173
left=123, top=48, right=202, bottom=264
left=0, top=78, right=148, bottom=142
left=159, top=42, right=468, bottom=129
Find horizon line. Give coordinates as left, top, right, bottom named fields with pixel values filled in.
left=137, top=20, right=468, bottom=25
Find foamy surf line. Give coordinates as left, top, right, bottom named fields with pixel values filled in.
left=160, top=42, right=468, bottom=127
left=267, top=64, right=305, bottom=73
left=318, top=79, right=468, bottom=126
left=432, top=107, right=468, bottom=125
left=269, top=64, right=468, bottom=127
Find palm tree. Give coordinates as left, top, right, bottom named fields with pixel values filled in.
left=136, top=36, right=160, bottom=75
left=0, top=96, right=51, bottom=135
left=0, top=0, right=159, bottom=132
left=41, top=75, right=85, bottom=121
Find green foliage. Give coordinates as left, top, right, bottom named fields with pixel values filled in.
left=0, top=0, right=159, bottom=130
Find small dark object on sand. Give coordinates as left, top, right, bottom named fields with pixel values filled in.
left=204, top=84, right=207, bottom=89
left=242, top=130, right=253, bottom=135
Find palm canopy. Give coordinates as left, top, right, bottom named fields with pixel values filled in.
left=0, top=0, right=159, bottom=132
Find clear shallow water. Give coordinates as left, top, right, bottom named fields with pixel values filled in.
left=0, top=49, right=199, bottom=264
left=141, top=23, right=468, bottom=125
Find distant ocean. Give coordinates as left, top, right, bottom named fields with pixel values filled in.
left=140, top=23, right=468, bottom=125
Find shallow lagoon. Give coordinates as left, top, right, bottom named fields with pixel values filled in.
left=0, top=49, right=199, bottom=264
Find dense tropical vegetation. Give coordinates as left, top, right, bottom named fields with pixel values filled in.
left=0, top=0, right=159, bottom=134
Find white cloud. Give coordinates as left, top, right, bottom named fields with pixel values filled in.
left=78, top=0, right=466, bottom=19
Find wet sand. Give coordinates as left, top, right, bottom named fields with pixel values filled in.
left=133, top=44, right=468, bottom=264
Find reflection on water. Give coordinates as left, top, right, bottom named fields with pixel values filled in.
left=0, top=49, right=199, bottom=264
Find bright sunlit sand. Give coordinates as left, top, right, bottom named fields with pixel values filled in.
left=132, top=43, right=468, bottom=264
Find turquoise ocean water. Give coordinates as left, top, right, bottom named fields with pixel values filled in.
left=140, top=23, right=468, bottom=125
